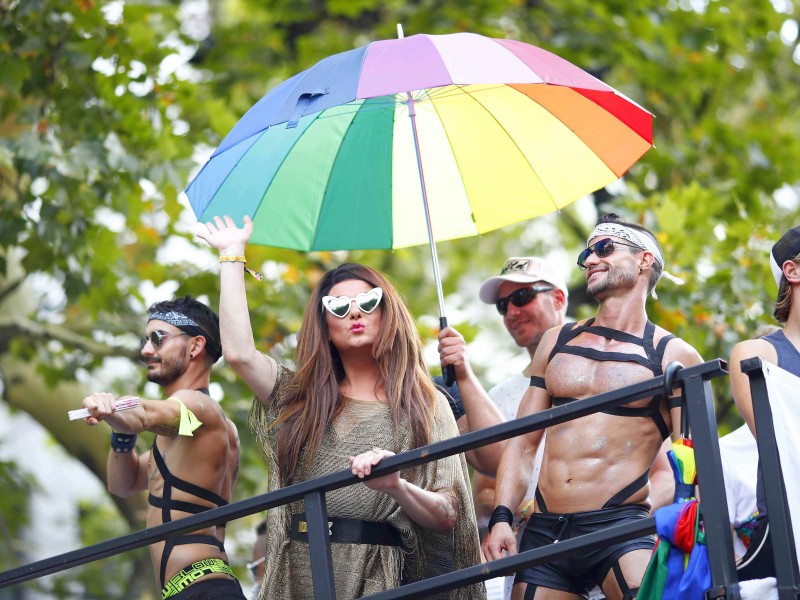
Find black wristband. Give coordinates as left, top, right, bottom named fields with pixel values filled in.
left=488, top=505, right=514, bottom=531
left=110, top=432, right=137, bottom=453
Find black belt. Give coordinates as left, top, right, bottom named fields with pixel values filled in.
left=290, top=514, right=404, bottom=547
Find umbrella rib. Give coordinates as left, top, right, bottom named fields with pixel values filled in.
left=431, top=84, right=561, bottom=218
left=505, top=84, right=648, bottom=179
left=219, top=110, right=328, bottom=226
left=309, top=100, right=376, bottom=250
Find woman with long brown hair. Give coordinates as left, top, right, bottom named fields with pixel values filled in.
left=198, top=216, right=484, bottom=600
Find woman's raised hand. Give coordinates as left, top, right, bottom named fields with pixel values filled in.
left=196, top=215, right=253, bottom=255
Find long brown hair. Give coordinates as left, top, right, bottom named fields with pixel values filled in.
left=275, top=263, right=437, bottom=484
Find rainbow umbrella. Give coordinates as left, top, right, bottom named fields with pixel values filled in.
left=186, top=30, right=653, bottom=371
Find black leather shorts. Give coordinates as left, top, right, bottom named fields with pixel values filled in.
left=515, top=504, right=655, bottom=598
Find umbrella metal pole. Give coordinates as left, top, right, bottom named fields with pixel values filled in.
left=407, top=96, right=454, bottom=386
left=407, top=97, right=447, bottom=318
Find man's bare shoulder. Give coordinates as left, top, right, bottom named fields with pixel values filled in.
left=539, top=319, right=589, bottom=350
left=656, top=328, right=704, bottom=368
left=169, top=389, right=228, bottom=429
left=533, top=322, right=576, bottom=365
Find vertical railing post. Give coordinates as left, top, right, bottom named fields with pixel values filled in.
left=305, top=491, right=336, bottom=599
left=743, top=358, right=800, bottom=599
left=682, top=372, right=741, bottom=600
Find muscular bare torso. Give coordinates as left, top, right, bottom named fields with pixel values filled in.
left=536, top=319, right=676, bottom=514
left=145, top=409, right=240, bottom=587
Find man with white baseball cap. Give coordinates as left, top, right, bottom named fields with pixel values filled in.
left=729, top=225, right=800, bottom=581
left=473, top=257, right=569, bottom=600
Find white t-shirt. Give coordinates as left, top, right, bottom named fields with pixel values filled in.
left=719, top=424, right=759, bottom=559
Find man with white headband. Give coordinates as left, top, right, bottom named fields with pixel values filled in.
left=729, top=224, right=800, bottom=581
left=79, top=296, right=245, bottom=599
left=484, top=214, right=702, bottom=600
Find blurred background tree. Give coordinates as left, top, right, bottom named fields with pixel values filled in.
left=1, top=0, right=799, bottom=597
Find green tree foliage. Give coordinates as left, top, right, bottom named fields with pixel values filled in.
left=1, top=0, right=800, bottom=596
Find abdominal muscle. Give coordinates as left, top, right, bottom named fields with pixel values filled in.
left=535, top=412, right=661, bottom=514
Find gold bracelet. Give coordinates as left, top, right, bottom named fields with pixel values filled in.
left=218, top=255, right=264, bottom=281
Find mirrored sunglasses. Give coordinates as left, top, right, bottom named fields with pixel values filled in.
left=577, top=238, right=643, bottom=270
left=496, top=285, right=555, bottom=316
left=322, top=287, right=383, bottom=318
left=139, top=330, right=188, bottom=350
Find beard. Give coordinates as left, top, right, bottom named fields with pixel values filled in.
left=587, top=263, right=638, bottom=299
left=146, top=352, right=189, bottom=387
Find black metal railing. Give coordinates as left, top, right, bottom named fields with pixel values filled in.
left=0, top=359, right=741, bottom=599
left=741, top=358, right=800, bottom=600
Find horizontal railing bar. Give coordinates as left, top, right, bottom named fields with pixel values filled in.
left=363, top=517, right=656, bottom=599
left=0, top=359, right=726, bottom=589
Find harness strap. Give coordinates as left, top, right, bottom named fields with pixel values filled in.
left=151, top=435, right=229, bottom=586
left=553, top=346, right=654, bottom=368
left=151, top=442, right=229, bottom=508
left=530, top=376, right=547, bottom=389
left=524, top=584, right=537, bottom=600
left=535, top=486, right=548, bottom=514
left=603, top=469, right=650, bottom=509
left=612, top=561, right=634, bottom=598
left=547, top=319, right=592, bottom=364
left=551, top=395, right=669, bottom=440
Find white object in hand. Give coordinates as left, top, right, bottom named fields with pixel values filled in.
left=67, top=396, right=141, bottom=421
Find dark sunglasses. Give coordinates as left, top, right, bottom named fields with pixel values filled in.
left=496, top=285, right=555, bottom=316
left=577, top=238, right=643, bottom=270
left=140, top=330, right=188, bottom=350
left=321, top=287, right=383, bottom=318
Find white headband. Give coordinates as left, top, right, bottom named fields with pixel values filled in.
left=587, top=223, right=684, bottom=295
left=588, top=223, right=664, bottom=267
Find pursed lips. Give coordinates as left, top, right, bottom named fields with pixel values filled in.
left=349, top=322, right=366, bottom=333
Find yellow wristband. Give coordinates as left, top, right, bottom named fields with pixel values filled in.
left=219, top=255, right=246, bottom=263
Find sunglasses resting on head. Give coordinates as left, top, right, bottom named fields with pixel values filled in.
left=495, top=286, right=555, bottom=316
left=577, top=238, right=644, bottom=270
left=322, top=287, right=383, bottom=318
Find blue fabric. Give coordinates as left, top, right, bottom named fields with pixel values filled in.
left=651, top=501, right=711, bottom=600
left=269, top=45, right=369, bottom=127
left=213, top=71, right=304, bottom=156
left=679, top=534, right=711, bottom=598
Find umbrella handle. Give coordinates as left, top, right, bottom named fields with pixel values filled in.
left=440, top=317, right=456, bottom=387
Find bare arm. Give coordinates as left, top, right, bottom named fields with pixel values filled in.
left=439, top=326, right=505, bottom=475
left=729, top=338, right=777, bottom=438
left=82, top=389, right=223, bottom=496
left=349, top=449, right=458, bottom=532
left=482, top=327, right=556, bottom=561
left=106, top=450, right=150, bottom=497
left=196, top=215, right=278, bottom=402
left=648, top=438, right=675, bottom=514
left=472, top=471, right=497, bottom=525
left=664, top=337, right=704, bottom=441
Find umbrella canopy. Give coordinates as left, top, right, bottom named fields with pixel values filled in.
left=186, top=32, right=653, bottom=252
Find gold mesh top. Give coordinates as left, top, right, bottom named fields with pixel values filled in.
left=251, top=366, right=486, bottom=600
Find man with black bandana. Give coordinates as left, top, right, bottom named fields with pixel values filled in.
left=484, top=214, right=702, bottom=600
left=80, top=296, right=245, bottom=599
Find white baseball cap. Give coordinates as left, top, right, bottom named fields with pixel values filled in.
left=479, top=257, right=568, bottom=304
